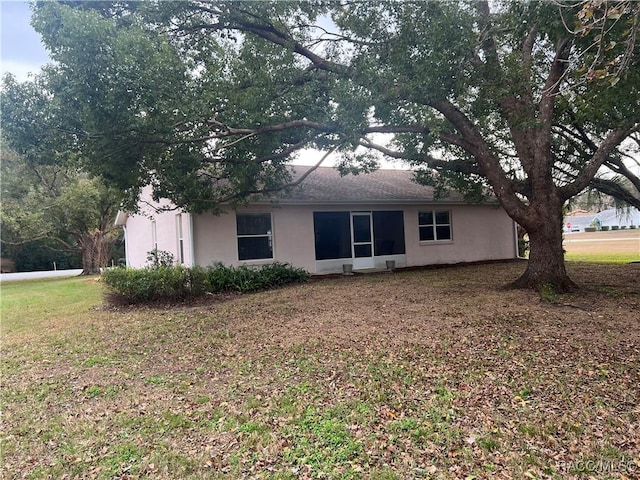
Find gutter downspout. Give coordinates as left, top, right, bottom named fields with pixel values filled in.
left=513, top=221, right=522, bottom=259
left=122, top=225, right=130, bottom=267
left=188, top=213, right=196, bottom=267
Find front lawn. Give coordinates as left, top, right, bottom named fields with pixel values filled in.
left=565, top=252, right=639, bottom=264
left=1, top=262, right=638, bottom=479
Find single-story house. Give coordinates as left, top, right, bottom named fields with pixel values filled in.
left=115, top=166, right=519, bottom=274
left=594, top=208, right=640, bottom=229
left=565, top=207, right=640, bottom=232
left=563, top=213, right=596, bottom=233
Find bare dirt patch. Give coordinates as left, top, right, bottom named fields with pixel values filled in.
left=2, top=261, right=639, bottom=479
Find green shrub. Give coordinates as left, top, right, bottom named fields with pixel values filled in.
left=102, top=265, right=197, bottom=303
left=601, top=226, right=610, bottom=231
left=188, top=266, right=208, bottom=296
left=102, top=262, right=309, bottom=304
left=611, top=225, right=619, bottom=230
left=517, top=238, right=529, bottom=257
left=584, top=227, right=596, bottom=232
left=630, top=225, right=637, bottom=230
left=258, top=262, right=310, bottom=288
left=204, top=262, right=309, bottom=293
left=146, top=249, right=175, bottom=268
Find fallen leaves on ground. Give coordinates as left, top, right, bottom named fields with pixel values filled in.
left=1, top=261, right=639, bottom=479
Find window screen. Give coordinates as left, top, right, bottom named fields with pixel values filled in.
left=313, top=212, right=351, bottom=260
left=373, top=211, right=406, bottom=255
left=236, top=213, right=273, bottom=260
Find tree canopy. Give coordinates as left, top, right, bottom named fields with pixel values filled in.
left=2, top=0, right=639, bottom=290
left=0, top=147, right=122, bottom=274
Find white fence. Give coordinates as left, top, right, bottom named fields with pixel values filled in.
left=0, top=269, right=83, bottom=283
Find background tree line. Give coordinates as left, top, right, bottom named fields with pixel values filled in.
left=0, top=148, right=123, bottom=274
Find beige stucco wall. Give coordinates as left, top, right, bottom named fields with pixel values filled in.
left=193, top=204, right=317, bottom=271
left=191, top=202, right=517, bottom=273
left=403, top=204, right=517, bottom=267
left=121, top=187, right=194, bottom=268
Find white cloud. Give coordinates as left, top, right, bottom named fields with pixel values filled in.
left=0, top=1, right=50, bottom=81
left=0, top=58, right=45, bottom=82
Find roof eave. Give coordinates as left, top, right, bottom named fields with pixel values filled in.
left=256, top=199, right=500, bottom=206
left=114, top=210, right=129, bottom=226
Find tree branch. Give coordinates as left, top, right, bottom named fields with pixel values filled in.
left=206, top=119, right=339, bottom=137
left=604, top=156, right=640, bottom=195
left=476, top=1, right=502, bottom=75
left=591, top=177, right=640, bottom=210
left=540, top=37, right=572, bottom=129
left=559, top=126, right=637, bottom=199
left=521, top=23, right=538, bottom=100
left=215, top=143, right=343, bottom=203
left=429, top=99, right=530, bottom=222
left=223, top=8, right=350, bottom=76
left=558, top=116, right=640, bottom=197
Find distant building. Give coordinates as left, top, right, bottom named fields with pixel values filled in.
left=594, top=208, right=640, bottom=229
left=565, top=207, right=640, bottom=233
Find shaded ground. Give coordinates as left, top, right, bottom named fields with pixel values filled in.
left=1, top=261, right=639, bottom=479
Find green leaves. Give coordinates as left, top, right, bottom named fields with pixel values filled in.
left=5, top=1, right=638, bottom=287
left=102, top=262, right=310, bottom=304
left=0, top=147, right=121, bottom=272
left=29, top=2, right=190, bottom=193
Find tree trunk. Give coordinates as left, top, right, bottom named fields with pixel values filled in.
left=510, top=209, right=577, bottom=293
left=79, top=230, right=114, bottom=275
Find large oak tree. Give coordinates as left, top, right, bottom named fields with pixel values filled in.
left=4, top=0, right=639, bottom=291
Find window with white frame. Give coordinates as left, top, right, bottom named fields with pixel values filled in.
left=418, top=210, right=452, bottom=241
left=236, top=213, right=273, bottom=260
left=176, top=214, right=184, bottom=264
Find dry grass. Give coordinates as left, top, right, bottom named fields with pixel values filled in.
left=1, top=261, right=639, bottom=479
left=564, top=230, right=640, bottom=262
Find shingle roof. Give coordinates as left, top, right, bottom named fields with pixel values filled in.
left=268, top=166, right=467, bottom=204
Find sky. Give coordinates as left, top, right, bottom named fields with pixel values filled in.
left=0, top=1, right=50, bottom=81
